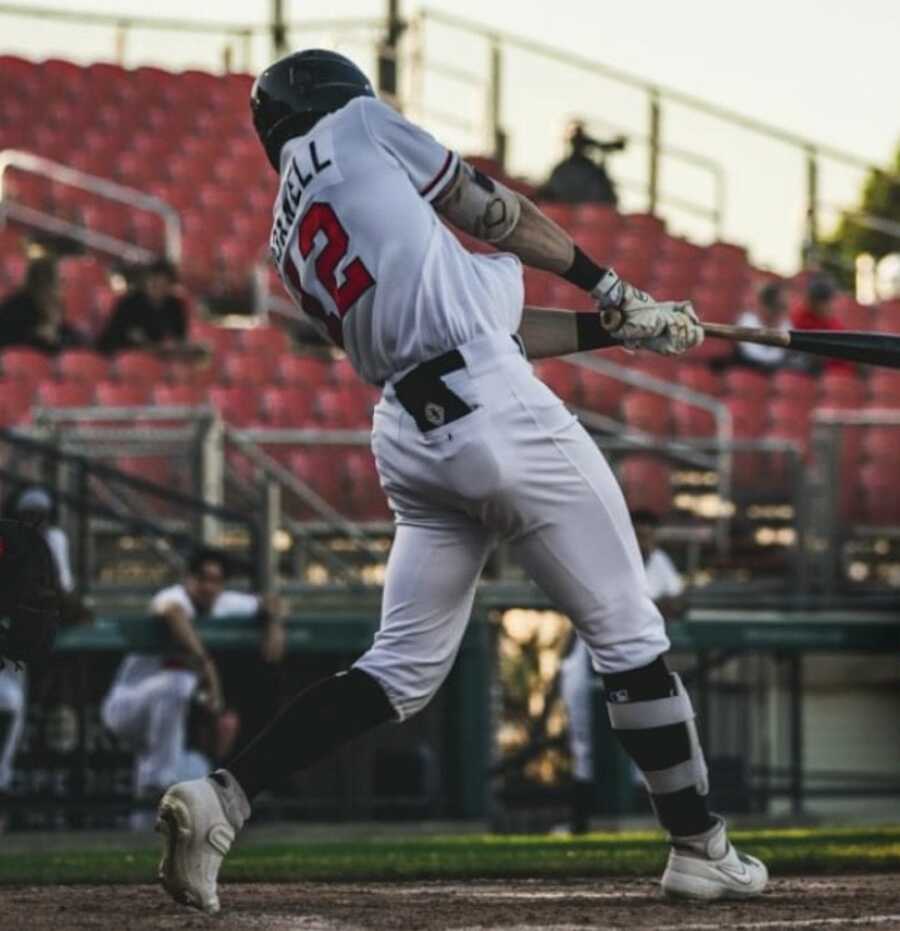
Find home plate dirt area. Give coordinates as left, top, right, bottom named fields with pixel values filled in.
left=4, top=875, right=900, bottom=930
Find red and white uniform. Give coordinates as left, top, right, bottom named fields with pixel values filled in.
left=271, top=97, right=523, bottom=386
left=271, top=99, right=668, bottom=722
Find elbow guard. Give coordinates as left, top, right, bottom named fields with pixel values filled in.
left=442, top=162, right=521, bottom=243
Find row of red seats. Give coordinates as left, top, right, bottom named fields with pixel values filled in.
left=0, top=342, right=358, bottom=388
left=0, top=377, right=376, bottom=430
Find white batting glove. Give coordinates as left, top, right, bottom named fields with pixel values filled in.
left=640, top=302, right=705, bottom=355
left=593, top=268, right=704, bottom=355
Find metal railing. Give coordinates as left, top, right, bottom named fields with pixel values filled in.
left=412, top=8, right=882, bottom=266
left=0, top=149, right=182, bottom=264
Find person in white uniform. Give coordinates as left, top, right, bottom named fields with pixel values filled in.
left=0, top=486, right=75, bottom=796
left=101, top=548, right=268, bottom=799
left=560, top=509, right=687, bottom=833
left=156, top=50, right=767, bottom=913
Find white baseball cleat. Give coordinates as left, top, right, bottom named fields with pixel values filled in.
left=661, top=816, right=768, bottom=901
left=156, top=770, right=250, bottom=915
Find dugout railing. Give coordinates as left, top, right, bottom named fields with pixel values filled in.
left=6, top=601, right=898, bottom=830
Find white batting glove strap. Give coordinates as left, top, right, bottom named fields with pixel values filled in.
left=591, top=268, right=656, bottom=313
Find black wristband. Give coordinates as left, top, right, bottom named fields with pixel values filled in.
left=576, top=313, right=618, bottom=351
left=562, top=246, right=607, bottom=293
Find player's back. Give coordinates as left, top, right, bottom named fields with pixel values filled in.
left=270, top=97, right=523, bottom=385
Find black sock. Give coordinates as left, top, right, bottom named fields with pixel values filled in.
left=225, top=668, right=396, bottom=800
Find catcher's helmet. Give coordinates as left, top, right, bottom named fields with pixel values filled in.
left=251, top=49, right=375, bottom=171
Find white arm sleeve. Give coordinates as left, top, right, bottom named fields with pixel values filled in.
left=45, top=527, right=74, bottom=593
left=361, top=98, right=459, bottom=203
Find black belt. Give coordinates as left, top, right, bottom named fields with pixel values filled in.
left=393, top=348, right=473, bottom=432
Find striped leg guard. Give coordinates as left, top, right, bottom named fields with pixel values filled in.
left=604, top=657, right=714, bottom=837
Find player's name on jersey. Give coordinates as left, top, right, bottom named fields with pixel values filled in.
left=271, top=139, right=334, bottom=263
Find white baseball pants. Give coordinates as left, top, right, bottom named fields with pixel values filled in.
left=0, top=666, right=26, bottom=791
left=101, top=668, right=208, bottom=794
left=355, top=333, right=669, bottom=720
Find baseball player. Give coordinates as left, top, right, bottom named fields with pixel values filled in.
left=101, top=548, right=273, bottom=800
left=156, top=50, right=767, bottom=913
left=560, top=509, right=687, bottom=833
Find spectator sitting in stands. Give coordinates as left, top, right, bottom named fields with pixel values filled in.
left=790, top=274, right=853, bottom=373
left=100, top=547, right=285, bottom=802
left=96, top=259, right=202, bottom=358
left=0, top=257, right=85, bottom=354
left=733, top=282, right=790, bottom=371
left=537, top=120, right=626, bottom=206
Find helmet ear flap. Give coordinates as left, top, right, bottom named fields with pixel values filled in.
left=263, top=112, right=327, bottom=170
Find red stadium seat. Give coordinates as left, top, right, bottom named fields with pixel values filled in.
left=617, top=456, right=672, bottom=515
left=677, top=366, right=722, bottom=396
left=860, top=461, right=900, bottom=525
left=57, top=349, right=109, bottom=383
left=287, top=449, right=345, bottom=511
left=627, top=354, right=677, bottom=383
left=621, top=391, right=671, bottom=435
left=37, top=380, right=95, bottom=408
left=260, top=386, right=315, bottom=426
left=153, top=384, right=208, bottom=407
left=240, top=325, right=291, bottom=359
left=821, top=372, right=866, bottom=407
left=727, top=397, right=767, bottom=436
left=863, top=427, right=900, bottom=463
left=672, top=401, right=717, bottom=437
left=0, top=379, right=35, bottom=424
left=578, top=370, right=627, bottom=415
left=277, top=355, right=331, bottom=387
left=343, top=449, right=390, bottom=519
left=770, top=398, right=812, bottom=427
left=724, top=369, right=770, bottom=400
left=95, top=381, right=152, bottom=407
left=1, top=348, right=53, bottom=383
left=773, top=370, right=818, bottom=404
left=868, top=371, right=900, bottom=406
left=223, top=351, right=272, bottom=387
left=534, top=359, right=580, bottom=404
left=115, top=351, right=167, bottom=385
left=208, top=385, right=261, bottom=426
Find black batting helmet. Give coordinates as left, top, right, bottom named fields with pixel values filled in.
left=251, top=49, right=375, bottom=171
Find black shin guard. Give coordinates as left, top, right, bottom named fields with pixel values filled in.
left=603, top=657, right=715, bottom=837
left=226, top=668, right=396, bottom=800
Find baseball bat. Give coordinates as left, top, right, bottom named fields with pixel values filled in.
left=601, top=310, right=900, bottom=370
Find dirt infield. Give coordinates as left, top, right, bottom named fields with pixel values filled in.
left=3, top=874, right=899, bottom=930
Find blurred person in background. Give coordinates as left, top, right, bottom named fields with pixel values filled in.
left=0, top=485, right=89, bottom=811
left=100, top=547, right=285, bottom=803
left=96, top=258, right=200, bottom=358
left=790, top=274, right=853, bottom=373
left=733, top=282, right=790, bottom=371
left=559, top=509, right=685, bottom=834
left=0, top=256, right=85, bottom=353
left=538, top=120, right=626, bottom=206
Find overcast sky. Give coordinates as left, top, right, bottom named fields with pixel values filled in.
left=1, top=0, right=897, bottom=271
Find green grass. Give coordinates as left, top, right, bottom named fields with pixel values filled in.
left=1, top=826, right=898, bottom=886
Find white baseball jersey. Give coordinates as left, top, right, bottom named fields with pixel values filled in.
left=107, top=584, right=259, bottom=690
left=269, top=96, right=524, bottom=385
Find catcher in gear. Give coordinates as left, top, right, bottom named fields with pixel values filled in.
left=0, top=519, right=62, bottom=670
